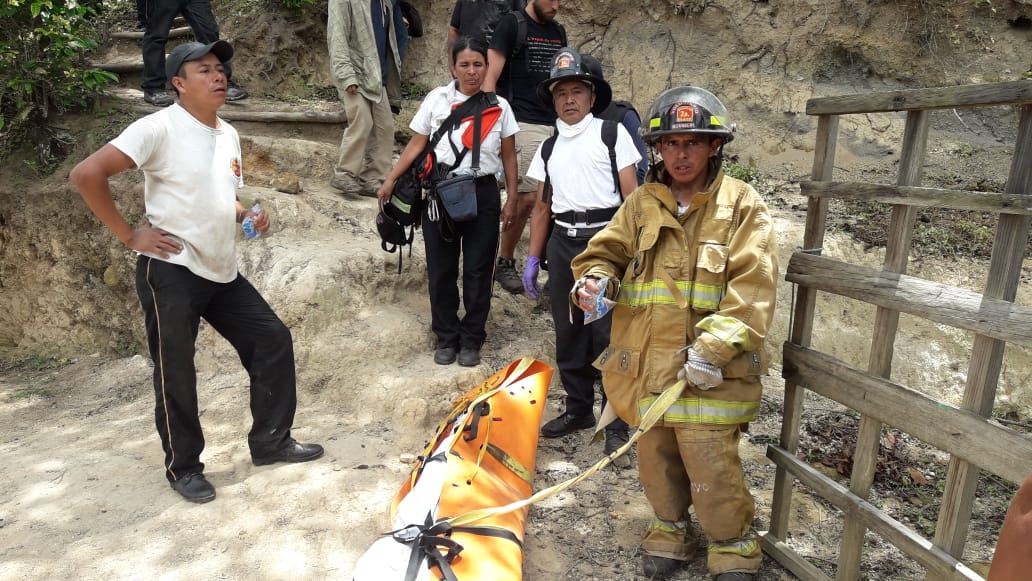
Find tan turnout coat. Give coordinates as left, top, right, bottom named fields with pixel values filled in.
left=572, top=164, right=778, bottom=426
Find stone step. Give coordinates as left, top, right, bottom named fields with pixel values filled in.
left=101, top=87, right=347, bottom=124
left=109, top=26, right=192, bottom=41
left=90, top=59, right=143, bottom=74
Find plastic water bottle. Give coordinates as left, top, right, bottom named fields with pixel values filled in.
left=241, top=202, right=262, bottom=239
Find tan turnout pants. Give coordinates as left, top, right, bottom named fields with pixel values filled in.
left=637, top=424, right=762, bottom=576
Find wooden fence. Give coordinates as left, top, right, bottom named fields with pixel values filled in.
left=763, top=80, right=1032, bottom=581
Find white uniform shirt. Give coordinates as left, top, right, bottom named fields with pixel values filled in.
left=527, top=115, right=641, bottom=227
left=111, top=104, right=243, bottom=283
left=410, top=82, right=519, bottom=175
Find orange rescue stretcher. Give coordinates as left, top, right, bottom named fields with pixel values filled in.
left=353, top=357, right=553, bottom=581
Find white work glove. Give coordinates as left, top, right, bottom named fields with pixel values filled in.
left=678, top=347, right=723, bottom=389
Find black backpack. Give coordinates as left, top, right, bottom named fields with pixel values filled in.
left=377, top=158, right=427, bottom=271
left=398, top=0, right=423, bottom=37
left=599, top=100, right=640, bottom=128
left=598, top=99, right=645, bottom=184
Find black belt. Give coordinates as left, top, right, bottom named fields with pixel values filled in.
left=554, top=207, right=619, bottom=224
left=556, top=224, right=607, bottom=240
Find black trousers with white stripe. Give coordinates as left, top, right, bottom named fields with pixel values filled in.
left=136, top=256, right=297, bottom=482
left=422, top=176, right=501, bottom=351
left=547, top=229, right=618, bottom=421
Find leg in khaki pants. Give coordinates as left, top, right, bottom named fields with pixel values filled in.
left=335, top=86, right=393, bottom=187
left=638, top=424, right=762, bottom=576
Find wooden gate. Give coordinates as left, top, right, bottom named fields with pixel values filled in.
left=763, top=80, right=1032, bottom=581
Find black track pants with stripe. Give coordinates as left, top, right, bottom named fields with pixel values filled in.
left=136, top=256, right=297, bottom=482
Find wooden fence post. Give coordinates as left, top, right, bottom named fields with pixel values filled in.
left=932, top=104, right=1032, bottom=564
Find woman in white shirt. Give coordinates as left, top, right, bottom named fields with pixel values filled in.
left=377, top=37, right=519, bottom=367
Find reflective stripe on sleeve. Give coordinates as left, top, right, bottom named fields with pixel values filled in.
left=697, top=314, right=753, bottom=351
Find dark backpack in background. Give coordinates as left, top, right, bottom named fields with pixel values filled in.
left=399, top=0, right=423, bottom=37
left=598, top=99, right=645, bottom=185
left=599, top=100, right=641, bottom=128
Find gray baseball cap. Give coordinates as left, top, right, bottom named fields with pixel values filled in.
left=165, top=40, right=233, bottom=83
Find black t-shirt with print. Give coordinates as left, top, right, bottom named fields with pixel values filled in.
left=489, top=10, right=566, bottom=125
left=450, top=0, right=524, bottom=45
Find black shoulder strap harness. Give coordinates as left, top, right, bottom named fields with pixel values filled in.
left=429, top=92, right=498, bottom=244
left=541, top=119, right=620, bottom=204
left=427, top=91, right=493, bottom=164
left=384, top=93, right=495, bottom=274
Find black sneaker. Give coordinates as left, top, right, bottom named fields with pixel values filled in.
left=434, top=346, right=457, bottom=365
left=170, top=472, right=216, bottom=503
left=457, top=346, right=480, bottom=367
left=225, top=82, right=249, bottom=102
left=143, top=90, right=174, bottom=107
left=251, top=438, right=324, bottom=466
left=604, top=426, right=631, bottom=468
left=540, top=411, right=596, bottom=438
left=494, top=257, right=523, bottom=294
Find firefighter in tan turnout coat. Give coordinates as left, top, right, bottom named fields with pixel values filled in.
left=571, top=86, right=778, bottom=581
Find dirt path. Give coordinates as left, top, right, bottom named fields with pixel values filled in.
left=0, top=346, right=806, bottom=580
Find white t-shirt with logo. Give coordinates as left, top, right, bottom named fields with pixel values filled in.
left=527, top=115, right=641, bottom=226
left=110, top=104, right=244, bottom=283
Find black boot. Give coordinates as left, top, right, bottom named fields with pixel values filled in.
left=642, top=553, right=682, bottom=579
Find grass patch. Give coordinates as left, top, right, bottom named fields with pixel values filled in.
left=830, top=198, right=1024, bottom=260
left=401, top=81, right=432, bottom=101
left=8, top=385, right=54, bottom=400
left=0, top=355, right=74, bottom=373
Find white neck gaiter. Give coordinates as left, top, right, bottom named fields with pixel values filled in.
left=556, top=113, right=595, bottom=138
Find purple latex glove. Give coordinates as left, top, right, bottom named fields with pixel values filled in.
left=522, top=256, right=541, bottom=299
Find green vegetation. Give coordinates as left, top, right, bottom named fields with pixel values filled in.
left=278, top=0, right=318, bottom=8
left=400, top=80, right=432, bottom=101
left=0, top=0, right=118, bottom=171
left=0, top=355, right=74, bottom=372
left=723, top=159, right=758, bottom=184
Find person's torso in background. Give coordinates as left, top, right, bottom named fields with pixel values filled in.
left=490, top=11, right=564, bottom=125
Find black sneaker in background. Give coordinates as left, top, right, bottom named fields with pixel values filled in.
left=494, top=257, right=523, bottom=294
left=604, top=426, right=631, bottom=468
left=143, top=90, right=174, bottom=107
left=225, top=82, right=249, bottom=102
left=540, top=411, right=596, bottom=438
left=457, top=346, right=480, bottom=367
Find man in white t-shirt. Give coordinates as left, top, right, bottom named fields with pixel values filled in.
left=521, top=47, right=640, bottom=464
left=70, top=41, right=322, bottom=504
